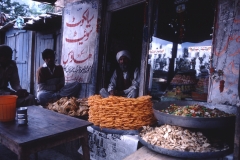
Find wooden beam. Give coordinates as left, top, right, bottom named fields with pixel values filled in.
left=107, top=0, right=145, bottom=12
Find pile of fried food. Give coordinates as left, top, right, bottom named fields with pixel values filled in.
left=140, top=125, right=229, bottom=152
left=88, top=95, right=156, bottom=130
left=160, top=104, right=234, bottom=118
left=46, top=97, right=89, bottom=117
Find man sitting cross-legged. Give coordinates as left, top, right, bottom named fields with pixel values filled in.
left=36, top=49, right=81, bottom=106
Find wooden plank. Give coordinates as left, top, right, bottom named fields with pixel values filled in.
left=139, top=0, right=154, bottom=96
left=55, top=30, right=62, bottom=65
left=107, top=0, right=145, bottom=11
left=86, top=0, right=103, bottom=97
left=17, top=31, right=28, bottom=90
left=234, top=107, right=240, bottom=159
left=5, top=29, right=31, bottom=91
left=33, top=33, right=40, bottom=95
left=95, top=0, right=111, bottom=94
left=123, top=146, right=184, bottom=160
left=33, top=32, right=55, bottom=95
left=28, top=31, right=34, bottom=94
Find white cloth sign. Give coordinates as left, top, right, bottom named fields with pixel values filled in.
left=61, top=1, right=98, bottom=83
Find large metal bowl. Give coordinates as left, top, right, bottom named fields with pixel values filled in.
left=153, top=101, right=236, bottom=129
left=139, top=136, right=232, bottom=159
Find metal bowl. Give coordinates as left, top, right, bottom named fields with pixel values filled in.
left=139, top=135, right=231, bottom=159
left=153, top=101, right=236, bottom=129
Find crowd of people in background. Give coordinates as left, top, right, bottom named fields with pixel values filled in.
left=148, top=49, right=210, bottom=76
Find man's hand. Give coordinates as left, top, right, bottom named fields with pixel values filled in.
left=56, top=83, right=64, bottom=91
left=16, top=89, right=29, bottom=98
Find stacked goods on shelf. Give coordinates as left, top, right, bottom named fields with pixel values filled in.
left=170, top=73, right=197, bottom=94
left=163, top=72, right=197, bottom=100
left=88, top=95, right=156, bottom=130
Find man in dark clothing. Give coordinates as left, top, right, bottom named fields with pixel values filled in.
left=36, top=49, right=81, bottom=106
left=0, top=44, right=36, bottom=107
left=100, top=50, right=140, bottom=98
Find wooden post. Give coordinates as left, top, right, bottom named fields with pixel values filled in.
left=234, top=50, right=240, bottom=160
left=234, top=107, right=240, bottom=160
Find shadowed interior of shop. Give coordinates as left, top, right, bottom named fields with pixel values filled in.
left=156, top=0, right=216, bottom=43
left=149, top=0, right=217, bottom=100
left=104, top=3, right=145, bottom=88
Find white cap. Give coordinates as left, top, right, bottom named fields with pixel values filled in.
left=116, top=50, right=131, bottom=62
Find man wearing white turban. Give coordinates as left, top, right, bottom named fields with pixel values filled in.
left=100, top=50, right=140, bottom=98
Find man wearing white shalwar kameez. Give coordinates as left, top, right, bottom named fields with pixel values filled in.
left=100, top=50, right=140, bottom=98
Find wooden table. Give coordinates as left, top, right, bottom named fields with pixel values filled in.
left=0, top=106, right=92, bottom=160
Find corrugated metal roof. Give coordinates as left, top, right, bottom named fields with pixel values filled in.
left=0, top=13, right=62, bottom=32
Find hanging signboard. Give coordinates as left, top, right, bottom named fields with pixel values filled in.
left=188, top=46, right=211, bottom=58
left=61, top=1, right=98, bottom=83
left=149, top=49, right=165, bottom=54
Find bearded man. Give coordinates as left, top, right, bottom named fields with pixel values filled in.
left=100, top=50, right=140, bottom=98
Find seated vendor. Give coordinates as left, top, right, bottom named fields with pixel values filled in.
left=36, top=49, right=81, bottom=106
left=100, top=50, right=140, bottom=98
left=0, top=44, right=36, bottom=107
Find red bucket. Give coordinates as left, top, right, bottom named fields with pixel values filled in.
left=0, top=95, right=18, bottom=122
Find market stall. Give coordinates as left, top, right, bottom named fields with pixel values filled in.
left=0, top=0, right=239, bottom=159
left=0, top=88, right=236, bottom=160
left=43, top=95, right=157, bottom=159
